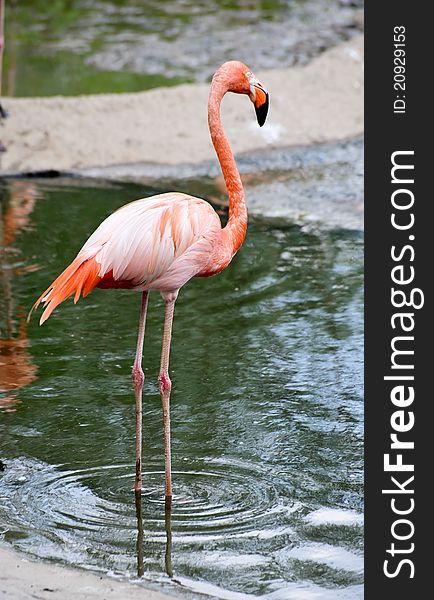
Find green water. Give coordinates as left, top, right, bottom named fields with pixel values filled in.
left=0, top=178, right=363, bottom=598
left=2, top=0, right=360, bottom=97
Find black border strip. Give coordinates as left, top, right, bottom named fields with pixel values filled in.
left=365, top=2, right=429, bottom=596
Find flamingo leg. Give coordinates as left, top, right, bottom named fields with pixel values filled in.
left=133, top=290, right=149, bottom=493
left=158, top=295, right=177, bottom=498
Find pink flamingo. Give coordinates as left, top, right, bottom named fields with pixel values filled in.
left=30, top=62, right=269, bottom=497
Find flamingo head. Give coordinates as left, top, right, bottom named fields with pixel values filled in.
left=214, top=61, right=269, bottom=127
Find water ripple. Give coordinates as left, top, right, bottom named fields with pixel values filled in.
left=0, top=457, right=297, bottom=547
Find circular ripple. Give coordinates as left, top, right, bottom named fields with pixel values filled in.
left=0, top=457, right=296, bottom=553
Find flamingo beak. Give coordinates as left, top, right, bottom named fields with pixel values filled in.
left=254, top=86, right=269, bottom=127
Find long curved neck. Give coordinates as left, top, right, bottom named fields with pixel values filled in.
left=208, top=77, right=247, bottom=255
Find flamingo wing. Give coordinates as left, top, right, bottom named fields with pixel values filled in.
left=32, top=193, right=221, bottom=324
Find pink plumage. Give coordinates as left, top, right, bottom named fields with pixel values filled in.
left=32, top=193, right=226, bottom=324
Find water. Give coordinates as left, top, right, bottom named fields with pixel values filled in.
left=3, top=0, right=363, bottom=97
left=0, top=177, right=363, bottom=598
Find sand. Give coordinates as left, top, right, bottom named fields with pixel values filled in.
left=0, top=546, right=175, bottom=600
left=0, top=36, right=363, bottom=174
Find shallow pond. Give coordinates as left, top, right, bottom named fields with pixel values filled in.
left=0, top=177, right=363, bottom=599
left=3, top=0, right=362, bottom=97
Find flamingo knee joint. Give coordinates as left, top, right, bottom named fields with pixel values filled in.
left=132, top=367, right=145, bottom=389
left=158, top=373, right=172, bottom=395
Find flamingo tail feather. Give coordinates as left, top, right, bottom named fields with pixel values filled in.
left=28, top=257, right=101, bottom=325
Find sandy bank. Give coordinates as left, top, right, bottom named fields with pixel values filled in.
left=0, top=36, right=363, bottom=175
left=0, top=546, right=175, bottom=600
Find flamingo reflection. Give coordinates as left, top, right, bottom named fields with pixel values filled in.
left=134, top=490, right=173, bottom=579
left=0, top=180, right=39, bottom=411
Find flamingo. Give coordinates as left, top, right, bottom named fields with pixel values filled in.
left=30, top=61, right=269, bottom=497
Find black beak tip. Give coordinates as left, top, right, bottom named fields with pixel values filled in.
left=255, top=93, right=269, bottom=127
